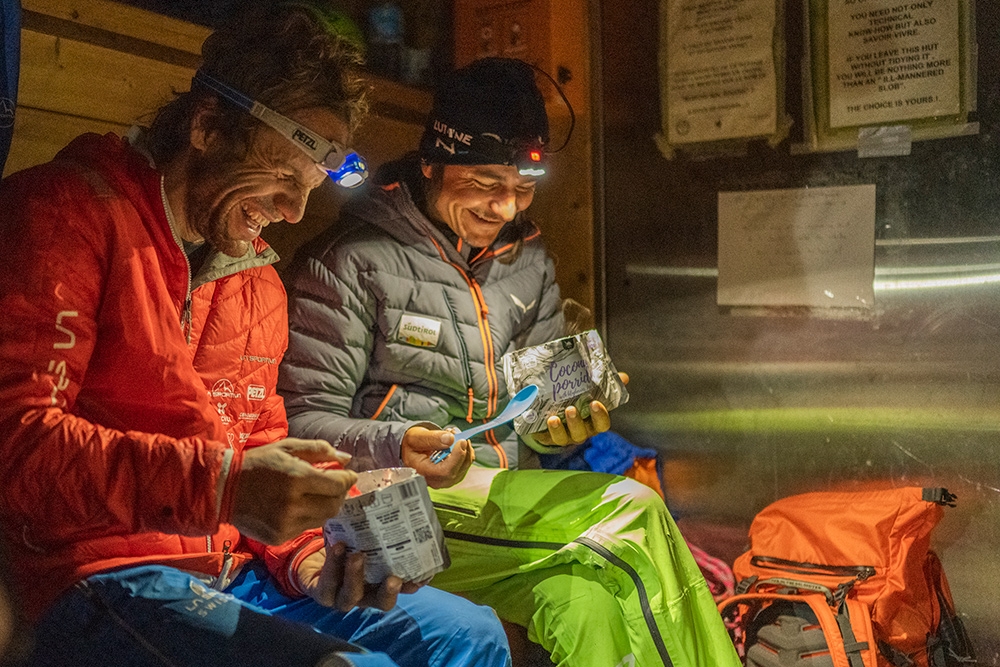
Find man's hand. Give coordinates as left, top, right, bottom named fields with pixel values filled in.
left=534, top=372, right=630, bottom=447
left=296, top=544, right=423, bottom=612
left=231, top=438, right=358, bottom=545
left=400, top=426, right=474, bottom=489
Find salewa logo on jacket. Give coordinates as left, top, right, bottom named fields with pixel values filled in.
left=511, top=294, right=536, bottom=314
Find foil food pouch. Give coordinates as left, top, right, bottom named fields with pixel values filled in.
left=501, top=329, right=629, bottom=435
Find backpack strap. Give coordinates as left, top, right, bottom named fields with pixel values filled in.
left=879, top=640, right=915, bottom=666
left=719, top=591, right=876, bottom=667
left=924, top=551, right=976, bottom=666
left=834, top=599, right=874, bottom=667
left=921, top=488, right=957, bottom=507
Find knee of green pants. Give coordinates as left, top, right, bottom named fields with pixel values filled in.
left=447, top=563, right=638, bottom=667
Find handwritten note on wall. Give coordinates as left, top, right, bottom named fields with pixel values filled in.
left=717, top=185, right=876, bottom=309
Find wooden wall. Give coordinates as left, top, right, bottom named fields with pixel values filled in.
left=7, top=0, right=205, bottom=176
left=5, top=0, right=596, bottom=316
left=4, top=0, right=430, bottom=278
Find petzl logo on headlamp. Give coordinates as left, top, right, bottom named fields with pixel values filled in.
left=292, top=128, right=318, bottom=151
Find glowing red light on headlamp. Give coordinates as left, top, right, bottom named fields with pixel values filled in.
left=529, top=149, right=542, bottom=162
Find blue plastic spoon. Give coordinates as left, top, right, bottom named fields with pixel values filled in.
left=430, top=384, right=540, bottom=464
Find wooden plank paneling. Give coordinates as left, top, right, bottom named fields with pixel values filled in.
left=520, top=0, right=594, bottom=316
left=19, top=29, right=194, bottom=126
left=4, top=106, right=124, bottom=176
left=21, top=0, right=209, bottom=55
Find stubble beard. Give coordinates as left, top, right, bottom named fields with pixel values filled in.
left=185, top=151, right=248, bottom=258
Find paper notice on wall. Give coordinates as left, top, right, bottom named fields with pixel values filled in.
left=662, top=0, right=777, bottom=144
left=717, top=185, right=876, bottom=309
left=827, top=0, right=960, bottom=129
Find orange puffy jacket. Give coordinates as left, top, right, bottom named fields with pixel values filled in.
left=0, top=133, right=319, bottom=621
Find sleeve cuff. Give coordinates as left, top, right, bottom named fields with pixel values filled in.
left=217, top=447, right=244, bottom=524
left=520, top=431, right=573, bottom=455
left=287, top=535, right=326, bottom=597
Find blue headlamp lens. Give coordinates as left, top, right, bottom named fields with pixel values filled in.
left=328, top=152, right=369, bottom=188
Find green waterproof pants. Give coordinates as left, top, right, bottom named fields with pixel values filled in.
left=428, top=467, right=740, bottom=667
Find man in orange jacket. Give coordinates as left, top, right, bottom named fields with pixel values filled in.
left=0, top=4, right=506, bottom=666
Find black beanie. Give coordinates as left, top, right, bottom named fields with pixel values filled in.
left=418, top=57, right=549, bottom=166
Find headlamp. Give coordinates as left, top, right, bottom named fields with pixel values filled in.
left=193, top=70, right=368, bottom=188
left=518, top=148, right=546, bottom=177
left=330, top=152, right=369, bottom=188
left=448, top=132, right=548, bottom=177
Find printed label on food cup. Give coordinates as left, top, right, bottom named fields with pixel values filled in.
left=324, top=468, right=450, bottom=583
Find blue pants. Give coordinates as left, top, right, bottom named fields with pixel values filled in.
left=26, top=563, right=511, bottom=667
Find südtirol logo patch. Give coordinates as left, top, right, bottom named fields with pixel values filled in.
left=397, top=314, right=441, bottom=348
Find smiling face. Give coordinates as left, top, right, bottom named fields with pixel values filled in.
left=185, top=106, right=349, bottom=257
left=421, top=163, right=537, bottom=249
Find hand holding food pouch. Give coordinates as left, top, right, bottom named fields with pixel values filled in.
left=501, top=329, right=629, bottom=435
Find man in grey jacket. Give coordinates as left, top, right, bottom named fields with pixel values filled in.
left=280, top=58, right=740, bottom=667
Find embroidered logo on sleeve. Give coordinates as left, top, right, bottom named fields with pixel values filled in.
left=397, top=314, right=442, bottom=348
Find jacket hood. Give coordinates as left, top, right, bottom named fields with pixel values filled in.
left=53, top=133, right=161, bottom=208
left=342, top=156, right=435, bottom=249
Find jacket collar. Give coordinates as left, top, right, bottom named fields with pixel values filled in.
left=126, top=127, right=281, bottom=289
left=190, top=240, right=279, bottom=290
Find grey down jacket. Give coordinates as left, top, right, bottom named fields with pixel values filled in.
left=279, top=159, right=566, bottom=470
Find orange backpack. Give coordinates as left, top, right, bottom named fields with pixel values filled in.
left=719, top=487, right=975, bottom=667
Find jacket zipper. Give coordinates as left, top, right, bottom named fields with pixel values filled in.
left=211, top=540, right=234, bottom=590
left=160, top=177, right=193, bottom=343
left=461, top=274, right=506, bottom=467
left=428, top=236, right=507, bottom=468
left=369, top=384, right=399, bottom=420
left=163, top=177, right=211, bottom=562
left=465, top=275, right=509, bottom=462
left=443, top=294, right=475, bottom=422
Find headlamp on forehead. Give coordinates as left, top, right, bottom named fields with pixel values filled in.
left=441, top=131, right=549, bottom=177
left=192, top=70, right=369, bottom=188
left=518, top=148, right=546, bottom=177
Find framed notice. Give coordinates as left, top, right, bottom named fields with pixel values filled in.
left=802, top=0, right=976, bottom=153
left=657, top=0, right=785, bottom=158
